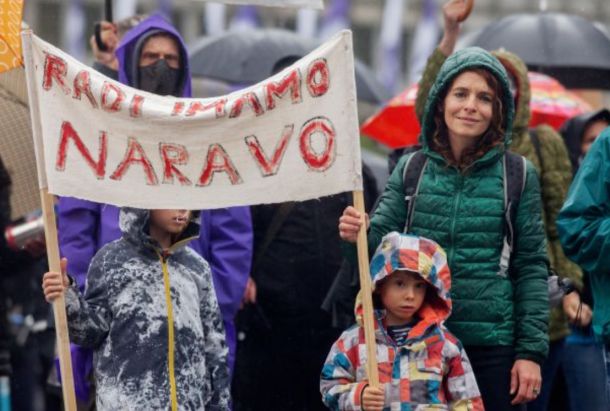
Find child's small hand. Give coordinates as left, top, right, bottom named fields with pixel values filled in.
left=362, top=384, right=384, bottom=411
left=42, top=258, right=70, bottom=302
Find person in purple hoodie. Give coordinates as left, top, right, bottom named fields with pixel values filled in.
left=57, top=13, right=252, bottom=403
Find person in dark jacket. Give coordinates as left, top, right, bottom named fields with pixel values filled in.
left=0, top=157, right=12, bottom=404
left=231, top=55, right=378, bottom=411
left=43, top=208, right=230, bottom=411
left=0, top=156, right=60, bottom=411
left=339, top=46, right=549, bottom=410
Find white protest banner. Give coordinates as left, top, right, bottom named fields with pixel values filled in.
left=23, top=30, right=361, bottom=210
left=193, top=0, right=323, bottom=9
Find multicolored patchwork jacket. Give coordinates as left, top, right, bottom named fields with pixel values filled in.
left=321, top=233, right=483, bottom=410
left=64, top=208, right=230, bottom=410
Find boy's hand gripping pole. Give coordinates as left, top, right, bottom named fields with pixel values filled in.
left=40, top=189, right=78, bottom=410
left=353, top=190, right=379, bottom=387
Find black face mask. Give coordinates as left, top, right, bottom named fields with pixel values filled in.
left=138, top=59, right=181, bottom=96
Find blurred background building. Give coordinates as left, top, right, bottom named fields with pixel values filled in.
left=22, top=0, right=610, bottom=97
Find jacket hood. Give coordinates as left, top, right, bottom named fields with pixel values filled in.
left=420, top=47, right=514, bottom=163
left=357, top=232, right=452, bottom=340
left=560, top=108, right=610, bottom=171
left=115, top=14, right=192, bottom=97
left=119, top=207, right=200, bottom=252
left=491, top=50, right=531, bottom=134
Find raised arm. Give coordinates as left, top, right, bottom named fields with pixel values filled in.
left=414, top=0, right=467, bottom=123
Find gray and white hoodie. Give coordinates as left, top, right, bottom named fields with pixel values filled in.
left=65, top=207, right=230, bottom=410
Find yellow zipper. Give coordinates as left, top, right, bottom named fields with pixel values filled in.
left=159, top=253, right=178, bottom=411
left=152, top=235, right=197, bottom=411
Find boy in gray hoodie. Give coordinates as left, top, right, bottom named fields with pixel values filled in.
left=43, top=208, right=230, bottom=410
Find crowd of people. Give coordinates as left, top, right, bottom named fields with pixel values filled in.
left=1, top=0, right=610, bottom=410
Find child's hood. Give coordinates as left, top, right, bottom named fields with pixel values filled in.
left=357, top=232, right=452, bottom=334
left=119, top=207, right=200, bottom=251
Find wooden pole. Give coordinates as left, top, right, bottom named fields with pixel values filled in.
left=352, top=190, right=379, bottom=387
left=39, top=189, right=77, bottom=410
left=21, top=30, right=77, bottom=411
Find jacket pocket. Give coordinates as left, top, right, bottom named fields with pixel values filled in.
left=414, top=360, right=443, bottom=381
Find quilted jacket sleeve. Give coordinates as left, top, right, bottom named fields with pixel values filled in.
left=366, top=155, right=411, bottom=256
left=511, top=160, right=550, bottom=364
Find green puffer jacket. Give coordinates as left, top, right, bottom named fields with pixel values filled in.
left=368, top=47, right=549, bottom=364
left=416, top=48, right=582, bottom=341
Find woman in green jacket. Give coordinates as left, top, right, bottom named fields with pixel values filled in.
left=412, top=2, right=583, bottom=410
left=339, top=47, right=549, bottom=410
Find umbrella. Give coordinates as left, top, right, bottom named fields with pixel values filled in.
left=458, top=12, right=610, bottom=89
left=0, top=5, right=40, bottom=220
left=361, top=72, right=591, bottom=149
left=527, top=72, right=592, bottom=130
left=188, top=28, right=392, bottom=104
left=0, top=67, right=40, bottom=220
left=360, top=83, right=420, bottom=149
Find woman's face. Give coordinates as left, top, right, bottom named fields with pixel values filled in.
left=443, top=71, right=495, bottom=148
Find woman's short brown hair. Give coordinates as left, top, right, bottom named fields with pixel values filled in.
left=430, top=68, right=506, bottom=169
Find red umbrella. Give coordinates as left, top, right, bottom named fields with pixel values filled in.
left=361, top=72, right=592, bottom=149
left=527, top=72, right=592, bottom=130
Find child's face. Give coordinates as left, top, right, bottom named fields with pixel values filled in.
left=378, top=271, right=427, bottom=326
left=149, top=209, right=191, bottom=236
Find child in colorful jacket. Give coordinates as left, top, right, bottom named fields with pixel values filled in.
left=43, top=208, right=230, bottom=411
left=320, top=232, right=483, bottom=410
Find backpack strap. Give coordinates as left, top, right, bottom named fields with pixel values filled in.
left=402, top=150, right=428, bottom=234
left=498, top=151, right=527, bottom=277
left=529, top=128, right=545, bottom=171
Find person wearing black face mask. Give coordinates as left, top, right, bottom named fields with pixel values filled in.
left=57, top=14, right=253, bottom=407
left=135, top=32, right=184, bottom=96
left=90, top=15, right=190, bottom=97
left=139, top=59, right=180, bottom=96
